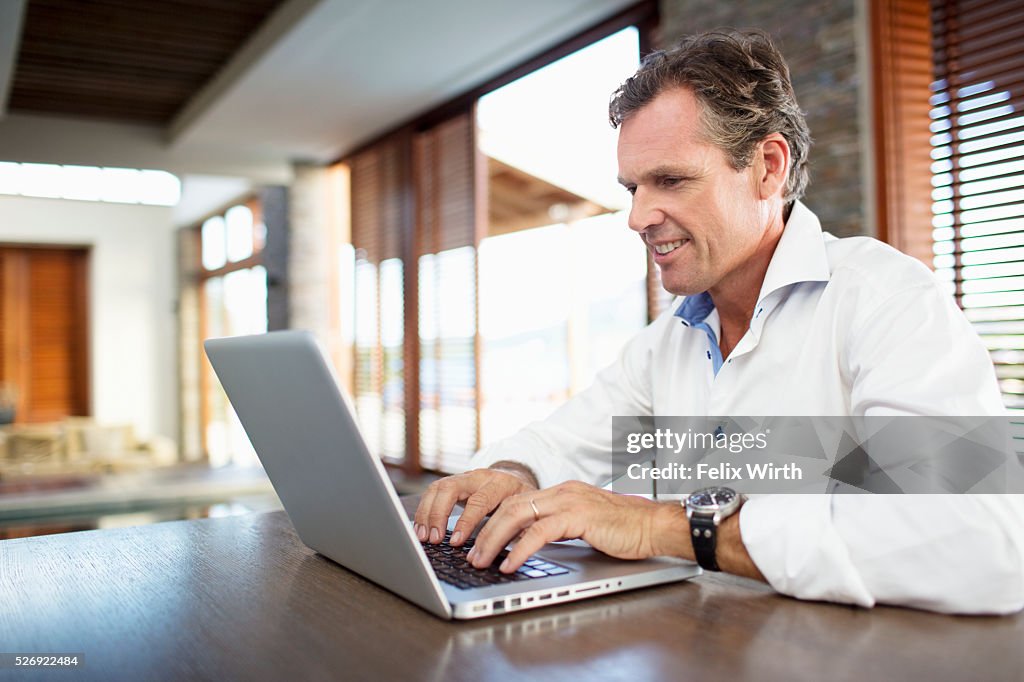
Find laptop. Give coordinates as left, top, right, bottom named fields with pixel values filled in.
left=204, top=330, right=699, bottom=619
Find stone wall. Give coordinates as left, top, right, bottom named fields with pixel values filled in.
left=659, top=0, right=869, bottom=237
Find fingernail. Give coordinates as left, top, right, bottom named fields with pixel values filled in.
left=429, top=527, right=440, bottom=543
left=451, top=531, right=463, bottom=545
left=467, top=547, right=476, bottom=561
left=416, top=524, right=426, bottom=541
left=499, top=558, right=510, bottom=572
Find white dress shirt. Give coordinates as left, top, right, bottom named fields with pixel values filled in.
left=473, top=201, right=1024, bottom=614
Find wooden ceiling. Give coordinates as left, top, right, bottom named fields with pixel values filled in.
left=488, top=156, right=611, bottom=236
left=8, top=0, right=287, bottom=124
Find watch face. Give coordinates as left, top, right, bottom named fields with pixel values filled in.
left=687, top=486, right=738, bottom=512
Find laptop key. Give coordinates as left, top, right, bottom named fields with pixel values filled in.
left=425, top=536, right=571, bottom=589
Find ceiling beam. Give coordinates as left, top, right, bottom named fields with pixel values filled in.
left=167, top=0, right=324, bottom=146
left=0, top=0, right=26, bottom=118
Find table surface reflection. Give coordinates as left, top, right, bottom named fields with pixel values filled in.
left=0, top=505, right=1021, bottom=681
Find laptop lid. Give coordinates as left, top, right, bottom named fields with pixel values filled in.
left=204, top=330, right=452, bottom=619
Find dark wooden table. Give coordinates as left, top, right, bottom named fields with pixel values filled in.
left=0, top=506, right=1021, bottom=682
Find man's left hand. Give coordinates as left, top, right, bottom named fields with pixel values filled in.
left=466, top=480, right=667, bottom=572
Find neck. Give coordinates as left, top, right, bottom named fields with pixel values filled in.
left=709, top=206, right=787, bottom=356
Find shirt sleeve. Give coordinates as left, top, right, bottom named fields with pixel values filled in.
left=741, top=281, right=1024, bottom=614
left=740, top=494, right=1024, bottom=614
left=470, top=311, right=667, bottom=489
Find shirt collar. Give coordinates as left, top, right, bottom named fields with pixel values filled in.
left=674, top=200, right=831, bottom=322
left=756, top=200, right=831, bottom=302
left=676, top=291, right=714, bottom=326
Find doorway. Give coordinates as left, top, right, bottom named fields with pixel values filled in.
left=0, top=245, right=90, bottom=423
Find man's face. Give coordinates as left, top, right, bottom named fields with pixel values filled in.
left=616, top=87, right=770, bottom=298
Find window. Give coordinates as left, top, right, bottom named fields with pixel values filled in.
left=350, top=134, right=410, bottom=465
left=929, top=0, right=1024, bottom=410
left=343, top=8, right=658, bottom=473
left=476, top=28, right=647, bottom=449
left=0, top=161, right=180, bottom=205
left=478, top=216, right=647, bottom=446
left=874, top=0, right=1024, bottom=411
left=415, top=114, right=480, bottom=474
left=197, top=198, right=268, bottom=466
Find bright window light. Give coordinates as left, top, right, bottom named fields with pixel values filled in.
left=137, top=170, right=181, bottom=205
left=100, top=167, right=144, bottom=203
left=61, top=165, right=105, bottom=201
left=0, top=161, right=180, bottom=206
left=225, top=204, right=254, bottom=262
left=20, top=163, right=63, bottom=198
left=477, top=27, right=640, bottom=211
left=202, top=216, right=228, bottom=271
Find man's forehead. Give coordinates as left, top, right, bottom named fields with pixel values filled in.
left=616, top=112, right=713, bottom=183
left=616, top=89, right=706, bottom=152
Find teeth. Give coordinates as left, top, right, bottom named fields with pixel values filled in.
left=654, top=240, right=685, bottom=255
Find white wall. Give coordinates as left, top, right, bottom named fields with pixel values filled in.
left=0, top=194, right=177, bottom=442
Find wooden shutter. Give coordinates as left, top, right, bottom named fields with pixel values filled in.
left=0, top=247, right=89, bottom=423
left=929, top=0, right=1024, bottom=410
left=350, top=132, right=412, bottom=463
left=872, top=0, right=936, bottom=266
left=414, top=111, right=482, bottom=473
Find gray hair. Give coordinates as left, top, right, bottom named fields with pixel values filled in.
left=609, top=29, right=812, bottom=204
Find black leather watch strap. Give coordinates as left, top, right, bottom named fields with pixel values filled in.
left=689, top=513, right=721, bottom=571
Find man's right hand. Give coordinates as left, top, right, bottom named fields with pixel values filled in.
left=413, top=463, right=538, bottom=547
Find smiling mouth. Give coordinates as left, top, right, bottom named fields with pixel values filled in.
left=652, top=239, right=688, bottom=256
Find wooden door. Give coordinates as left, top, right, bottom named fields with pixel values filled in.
left=0, top=246, right=90, bottom=423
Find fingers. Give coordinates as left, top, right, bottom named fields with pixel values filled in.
left=500, top=515, right=571, bottom=572
left=414, top=474, right=473, bottom=543
left=413, top=483, right=439, bottom=541
left=414, top=469, right=526, bottom=545
left=448, top=487, right=500, bottom=547
left=468, top=494, right=543, bottom=569
left=449, top=468, right=535, bottom=546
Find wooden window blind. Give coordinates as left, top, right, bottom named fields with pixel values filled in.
left=872, top=0, right=936, bottom=266
left=414, top=112, right=482, bottom=474
left=350, top=132, right=411, bottom=463
left=930, top=0, right=1024, bottom=410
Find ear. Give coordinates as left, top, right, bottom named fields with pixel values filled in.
left=755, top=133, right=790, bottom=201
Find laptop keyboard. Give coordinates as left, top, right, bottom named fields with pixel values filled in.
left=422, top=530, right=571, bottom=590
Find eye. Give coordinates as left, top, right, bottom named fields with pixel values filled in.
left=659, top=176, right=683, bottom=189
left=624, top=184, right=637, bottom=196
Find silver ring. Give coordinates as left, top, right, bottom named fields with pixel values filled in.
left=529, top=498, right=541, bottom=521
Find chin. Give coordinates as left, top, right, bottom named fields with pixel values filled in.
left=662, top=281, right=705, bottom=297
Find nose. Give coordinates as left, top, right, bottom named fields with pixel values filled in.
left=627, top=187, right=665, bottom=234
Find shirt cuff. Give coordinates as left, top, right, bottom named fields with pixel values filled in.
left=739, top=494, right=875, bottom=607
left=470, top=430, right=575, bottom=489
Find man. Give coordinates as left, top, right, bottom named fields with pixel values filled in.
left=413, top=30, right=1024, bottom=614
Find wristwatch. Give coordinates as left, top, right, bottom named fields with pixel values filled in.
left=684, top=487, right=744, bottom=571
